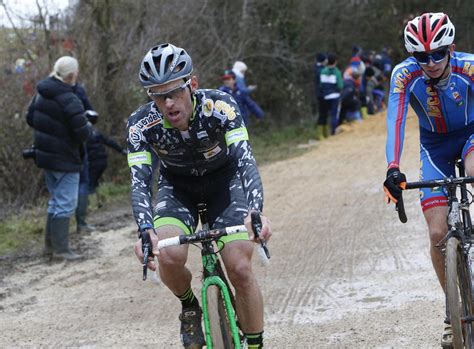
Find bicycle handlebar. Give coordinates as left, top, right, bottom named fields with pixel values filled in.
left=157, top=225, right=247, bottom=250
left=405, top=176, right=474, bottom=189
left=395, top=176, right=474, bottom=223
left=156, top=216, right=271, bottom=265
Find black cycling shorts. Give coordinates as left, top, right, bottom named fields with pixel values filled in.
left=153, top=166, right=249, bottom=243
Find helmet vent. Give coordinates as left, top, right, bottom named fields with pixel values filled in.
left=431, top=19, right=439, bottom=30
left=407, top=36, right=418, bottom=46
left=410, top=23, right=417, bottom=33
left=165, top=55, right=174, bottom=71
left=143, top=61, right=152, bottom=77
left=174, top=61, right=185, bottom=73
left=449, top=29, right=454, bottom=37
left=152, top=55, right=162, bottom=72
left=434, top=29, right=446, bottom=43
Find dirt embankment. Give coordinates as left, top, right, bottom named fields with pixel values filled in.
left=0, top=111, right=444, bottom=348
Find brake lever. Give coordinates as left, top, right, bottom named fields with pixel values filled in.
left=141, top=230, right=151, bottom=281
left=251, top=212, right=270, bottom=259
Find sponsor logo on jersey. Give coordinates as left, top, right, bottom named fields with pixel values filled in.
left=212, top=110, right=227, bottom=123
left=393, top=68, right=412, bottom=93
left=202, top=99, right=214, bottom=117
left=215, top=100, right=236, bottom=120
left=128, top=126, right=144, bottom=149
left=197, top=130, right=209, bottom=139
left=135, top=112, right=162, bottom=130
left=462, top=62, right=474, bottom=77
left=202, top=144, right=222, bottom=159
left=426, top=86, right=442, bottom=118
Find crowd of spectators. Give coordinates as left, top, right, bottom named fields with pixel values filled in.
left=313, top=46, right=392, bottom=139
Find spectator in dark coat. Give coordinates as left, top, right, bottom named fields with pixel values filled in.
left=72, top=84, right=95, bottom=233
left=341, top=69, right=362, bottom=123
left=314, top=52, right=327, bottom=138
left=26, top=56, right=91, bottom=260
left=219, top=69, right=264, bottom=125
left=319, top=53, right=343, bottom=136
left=85, top=112, right=126, bottom=195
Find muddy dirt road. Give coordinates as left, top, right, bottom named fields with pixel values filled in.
left=1, top=112, right=445, bottom=348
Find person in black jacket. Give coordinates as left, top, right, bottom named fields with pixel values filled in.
left=85, top=111, right=126, bottom=206
left=72, top=85, right=97, bottom=234
left=26, top=56, right=91, bottom=261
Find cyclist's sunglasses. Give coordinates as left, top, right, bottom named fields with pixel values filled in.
left=413, top=46, right=449, bottom=65
left=147, top=79, right=191, bottom=101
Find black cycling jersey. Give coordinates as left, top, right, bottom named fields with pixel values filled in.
left=126, top=89, right=264, bottom=231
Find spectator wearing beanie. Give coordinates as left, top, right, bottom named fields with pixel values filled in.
left=219, top=69, right=264, bottom=125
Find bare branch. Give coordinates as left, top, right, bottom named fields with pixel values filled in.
left=0, top=0, right=38, bottom=65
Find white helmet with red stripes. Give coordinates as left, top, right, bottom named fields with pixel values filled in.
left=404, top=12, right=455, bottom=53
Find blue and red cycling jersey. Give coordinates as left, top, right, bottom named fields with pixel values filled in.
left=386, top=51, right=474, bottom=210
left=386, top=51, right=474, bottom=169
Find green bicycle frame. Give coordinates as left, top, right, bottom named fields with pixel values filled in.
left=200, top=252, right=241, bottom=349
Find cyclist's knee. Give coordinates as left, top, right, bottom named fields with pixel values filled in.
left=226, top=260, right=254, bottom=288
left=464, top=152, right=474, bottom=176
left=157, top=245, right=187, bottom=268
left=429, top=227, right=448, bottom=246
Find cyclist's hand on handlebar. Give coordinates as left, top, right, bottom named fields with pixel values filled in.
left=383, top=167, right=407, bottom=204
left=133, top=229, right=159, bottom=271
left=245, top=210, right=272, bottom=242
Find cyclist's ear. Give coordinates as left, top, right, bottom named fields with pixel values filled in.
left=191, top=75, right=199, bottom=91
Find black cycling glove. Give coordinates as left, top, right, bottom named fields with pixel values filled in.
left=383, top=168, right=407, bottom=204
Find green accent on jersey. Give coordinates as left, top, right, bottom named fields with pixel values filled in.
left=217, top=232, right=249, bottom=247
left=225, top=127, right=249, bottom=146
left=163, top=117, right=172, bottom=129
left=127, top=151, right=152, bottom=167
left=153, top=216, right=191, bottom=235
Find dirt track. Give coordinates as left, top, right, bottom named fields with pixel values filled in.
left=0, top=111, right=445, bottom=348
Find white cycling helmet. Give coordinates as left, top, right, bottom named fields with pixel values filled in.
left=139, top=43, right=193, bottom=88
left=404, top=12, right=455, bottom=53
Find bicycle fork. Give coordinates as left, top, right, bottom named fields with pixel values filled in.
left=201, top=252, right=241, bottom=349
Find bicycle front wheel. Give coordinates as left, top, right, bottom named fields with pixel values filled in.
left=446, top=237, right=474, bottom=348
left=206, top=285, right=235, bottom=349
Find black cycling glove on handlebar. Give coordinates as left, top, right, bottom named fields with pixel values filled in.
left=383, top=168, right=407, bottom=204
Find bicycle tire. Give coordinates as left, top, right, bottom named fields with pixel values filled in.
left=206, top=285, right=234, bottom=349
left=446, top=237, right=474, bottom=348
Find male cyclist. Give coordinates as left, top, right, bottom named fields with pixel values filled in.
left=127, top=43, right=272, bottom=349
left=383, top=13, right=474, bottom=347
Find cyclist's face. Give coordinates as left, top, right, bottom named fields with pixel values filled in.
left=417, top=45, right=454, bottom=79
left=148, top=76, right=198, bottom=131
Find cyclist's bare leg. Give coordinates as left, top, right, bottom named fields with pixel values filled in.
left=464, top=151, right=474, bottom=177
left=423, top=206, right=449, bottom=292
left=155, top=225, right=191, bottom=296
left=220, top=240, right=264, bottom=333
